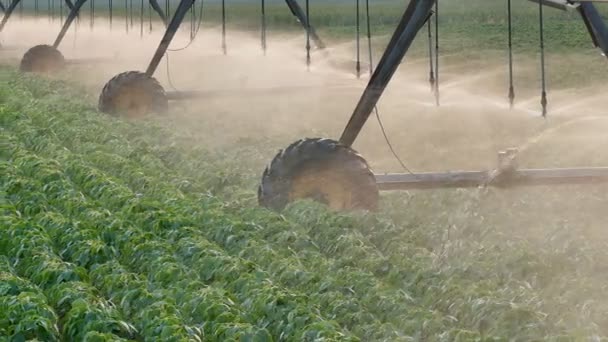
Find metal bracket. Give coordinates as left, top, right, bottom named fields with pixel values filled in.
left=486, top=148, right=519, bottom=186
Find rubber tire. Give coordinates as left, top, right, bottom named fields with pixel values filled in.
left=98, top=71, right=168, bottom=118
left=19, top=44, right=65, bottom=73
left=258, top=138, right=379, bottom=212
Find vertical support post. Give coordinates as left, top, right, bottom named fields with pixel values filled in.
left=539, top=0, right=547, bottom=117
left=433, top=0, right=439, bottom=106
left=339, top=0, right=436, bottom=147
left=221, top=0, right=226, bottom=54
left=108, top=0, right=112, bottom=29
left=365, top=0, right=372, bottom=75
left=507, top=0, right=514, bottom=108
left=89, top=0, right=94, bottom=30
left=140, top=0, right=143, bottom=37
left=305, top=0, right=310, bottom=68
left=52, top=0, right=87, bottom=48
left=189, top=0, right=193, bottom=39
left=261, top=0, right=266, bottom=54
left=125, top=0, right=128, bottom=33
left=130, top=0, right=133, bottom=28
left=284, top=0, right=325, bottom=49
left=356, top=0, right=361, bottom=78
left=0, top=0, right=22, bottom=32
left=145, top=0, right=194, bottom=77
left=427, top=18, right=434, bottom=91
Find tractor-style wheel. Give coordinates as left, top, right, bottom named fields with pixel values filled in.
left=19, top=44, right=65, bottom=73
left=98, top=71, right=168, bottom=118
left=258, top=138, right=379, bottom=212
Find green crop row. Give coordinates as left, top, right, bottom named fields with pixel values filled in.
left=2, top=65, right=606, bottom=340
left=3, top=135, right=350, bottom=340
left=5, top=85, right=499, bottom=340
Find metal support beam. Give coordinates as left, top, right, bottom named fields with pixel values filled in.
left=149, top=0, right=167, bottom=26
left=284, top=0, right=325, bottom=49
left=52, top=0, right=87, bottom=49
left=376, top=167, right=608, bottom=190
left=165, top=83, right=360, bottom=100
left=376, top=148, right=608, bottom=190
left=64, top=0, right=77, bottom=12
left=527, top=0, right=579, bottom=11
left=339, top=0, right=436, bottom=147
left=0, top=0, right=21, bottom=32
left=534, top=0, right=608, bottom=56
left=145, top=0, right=195, bottom=77
left=578, top=3, right=608, bottom=56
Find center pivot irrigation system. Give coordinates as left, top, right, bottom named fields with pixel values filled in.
left=6, top=0, right=608, bottom=211
left=0, top=0, right=323, bottom=74
left=258, top=0, right=608, bottom=211
left=1, top=0, right=170, bottom=72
